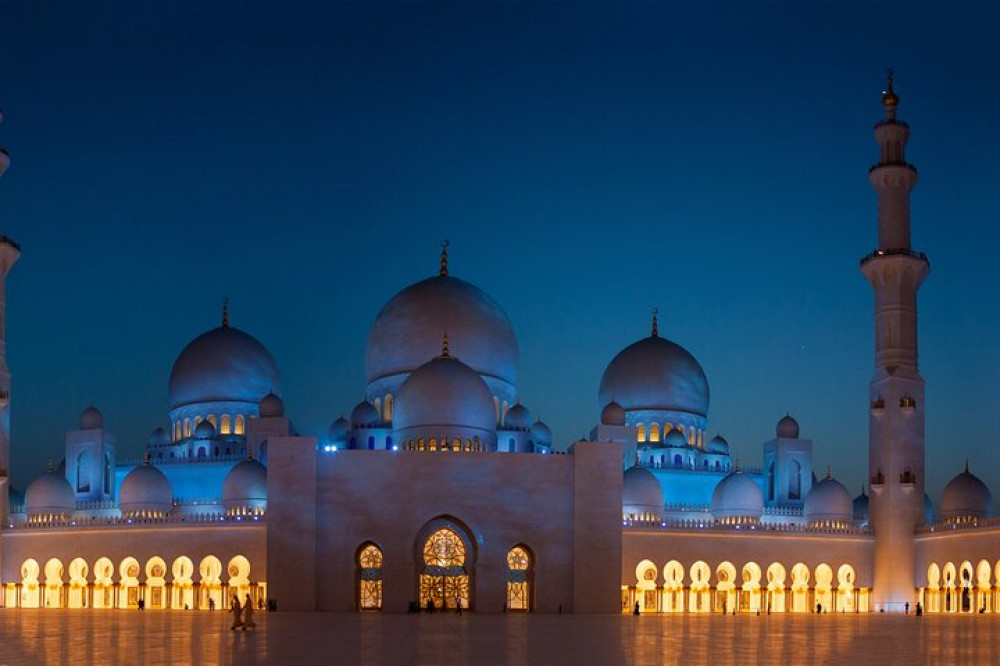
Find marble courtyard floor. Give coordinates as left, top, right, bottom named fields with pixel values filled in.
left=0, top=610, right=997, bottom=665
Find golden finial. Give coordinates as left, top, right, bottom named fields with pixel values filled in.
left=441, top=331, right=450, bottom=358
left=222, top=297, right=229, bottom=329
left=651, top=308, right=659, bottom=338
left=143, top=452, right=151, bottom=466
left=882, top=69, right=899, bottom=111
left=826, top=466, right=832, bottom=480
left=439, top=240, right=450, bottom=277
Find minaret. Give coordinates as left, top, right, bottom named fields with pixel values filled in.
left=861, top=72, right=929, bottom=611
left=0, top=110, right=21, bottom=524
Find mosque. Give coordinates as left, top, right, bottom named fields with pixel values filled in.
left=0, top=75, right=998, bottom=616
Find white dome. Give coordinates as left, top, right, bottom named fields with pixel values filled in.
left=351, top=401, right=379, bottom=427
left=776, top=414, right=800, bottom=439
left=119, top=462, right=172, bottom=515
left=707, top=434, right=729, bottom=454
left=623, top=466, right=663, bottom=515
left=168, top=324, right=280, bottom=411
left=24, top=469, right=74, bottom=517
left=531, top=419, right=552, bottom=446
left=148, top=427, right=171, bottom=448
left=600, top=401, right=626, bottom=426
left=194, top=420, right=216, bottom=440
left=662, top=428, right=687, bottom=447
left=804, top=476, right=853, bottom=525
left=853, top=489, right=869, bottom=524
left=504, top=403, right=532, bottom=429
left=394, top=353, right=496, bottom=436
left=328, top=416, right=350, bottom=443
left=941, top=466, right=993, bottom=521
left=711, top=472, right=763, bottom=521
left=259, top=392, right=284, bottom=418
left=599, top=334, right=709, bottom=418
left=80, top=406, right=103, bottom=430
left=365, top=273, right=518, bottom=400
left=222, top=458, right=267, bottom=511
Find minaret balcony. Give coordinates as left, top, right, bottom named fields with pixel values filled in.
left=868, top=160, right=916, bottom=174
left=859, top=248, right=929, bottom=268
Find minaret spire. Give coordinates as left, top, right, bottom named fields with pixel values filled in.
left=441, top=332, right=450, bottom=358
left=222, top=297, right=229, bottom=329
left=439, top=240, right=450, bottom=277
left=651, top=308, right=659, bottom=338
left=862, top=72, right=928, bottom=612
left=0, top=109, right=20, bottom=527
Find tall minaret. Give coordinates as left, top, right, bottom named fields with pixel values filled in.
left=861, top=72, right=929, bottom=611
left=0, top=110, right=21, bottom=524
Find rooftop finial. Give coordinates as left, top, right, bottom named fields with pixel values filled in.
left=439, top=239, right=450, bottom=277
left=965, top=459, right=970, bottom=473
left=222, top=297, right=229, bottom=329
left=143, top=452, right=151, bottom=466
left=651, top=307, right=659, bottom=338
left=826, top=466, right=832, bottom=480
left=441, top=331, right=450, bottom=358
left=882, top=69, right=899, bottom=117
left=734, top=458, right=741, bottom=473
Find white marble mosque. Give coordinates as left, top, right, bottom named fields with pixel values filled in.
left=0, top=75, right=998, bottom=616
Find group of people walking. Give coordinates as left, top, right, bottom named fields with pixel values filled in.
left=230, top=593, right=257, bottom=631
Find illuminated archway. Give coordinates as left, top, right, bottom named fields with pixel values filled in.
left=635, top=560, right=659, bottom=613
left=766, top=562, right=787, bottom=613
left=418, top=523, right=473, bottom=611
left=199, top=556, right=224, bottom=610
left=356, top=543, right=384, bottom=611
left=227, top=555, right=252, bottom=608
left=976, top=559, right=991, bottom=613
left=93, top=557, right=115, bottom=609
left=505, top=545, right=533, bottom=612
left=715, top=562, right=737, bottom=614
left=118, top=557, right=141, bottom=609
left=942, top=562, right=957, bottom=613
left=814, top=564, right=833, bottom=612
left=171, top=556, right=195, bottom=610
left=740, top=562, right=762, bottom=613
left=926, top=563, right=941, bottom=613
left=145, top=557, right=168, bottom=609
left=663, top=560, right=685, bottom=613
left=19, top=559, right=40, bottom=608
left=959, top=561, right=974, bottom=613
left=790, top=563, right=810, bottom=613
left=68, top=558, right=89, bottom=609
left=688, top=561, right=711, bottom=613
left=836, top=564, right=856, bottom=612
left=44, top=558, right=64, bottom=608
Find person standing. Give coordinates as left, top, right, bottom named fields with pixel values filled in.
left=230, top=596, right=243, bottom=630
left=243, top=593, right=256, bottom=630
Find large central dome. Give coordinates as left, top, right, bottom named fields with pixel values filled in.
left=365, top=271, right=518, bottom=404
left=168, top=325, right=280, bottom=410
left=599, top=334, right=709, bottom=418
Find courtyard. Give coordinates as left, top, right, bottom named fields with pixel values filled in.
left=0, top=610, right=996, bottom=665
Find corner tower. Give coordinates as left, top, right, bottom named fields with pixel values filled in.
left=0, top=111, right=20, bottom=523
left=861, top=72, right=929, bottom=611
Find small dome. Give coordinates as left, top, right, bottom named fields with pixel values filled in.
left=531, top=419, right=552, bottom=446
left=662, top=428, right=686, bottom=448
left=623, top=466, right=663, bottom=514
left=168, top=324, right=280, bottom=411
left=259, top=392, right=284, bottom=418
left=776, top=414, right=799, bottom=439
left=80, top=406, right=103, bottom=430
left=853, top=488, right=869, bottom=524
left=351, top=401, right=380, bottom=427
left=504, top=403, right=532, bottom=429
left=222, top=458, right=267, bottom=512
left=119, top=461, right=172, bottom=516
left=600, top=401, right=626, bottom=426
left=394, top=354, right=496, bottom=435
left=941, top=465, right=993, bottom=522
left=328, top=416, right=350, bottom=443
left=710, top=472, right=763, bottom=522
left=707, top=434, right=729, bottom=455
left=194, top=420, right=216, bottom=440
left=24, top=469, right=74, bottom=517
left=804, top=476, right=853, bottom=525
left=148, top=427, right=171, bottom=448
left=599, top=335, right=709, bottom=418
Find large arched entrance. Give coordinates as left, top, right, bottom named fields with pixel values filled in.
left=505, top=545, right=532, bottom=612
left=417, top=520, right=474, bottom=611
left=356, top=543, right=384, bottom=611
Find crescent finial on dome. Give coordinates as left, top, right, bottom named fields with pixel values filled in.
left=441, top=331, right=450, bottom=358
left=882, top=69, right=899, bottom=117
left=651, top=307, right=659, bottom=338
left=439, top=239, right=450, bottom=277
left=222, top=297, right=229, bottom=329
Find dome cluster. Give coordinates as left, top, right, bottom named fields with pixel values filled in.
left=24, top=468, right=74, bottom=523
left=941, top=464, right=993, bottom=524
left=711, top=471, right=763, bottom=524
left=120, top=459, right=172, bottom=518
left=803, top=475, right=852, bottom=528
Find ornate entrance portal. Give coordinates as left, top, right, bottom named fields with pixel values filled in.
left=419, top=528, right=470, bottom=611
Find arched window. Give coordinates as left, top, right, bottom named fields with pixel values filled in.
left=506, top=546, right=532, bottom=612
left=197, top=447, right=206, bottom=459
left=220, top=415, right=232, bottom=435
left=636, top=424, right=647, bottom=443
left=367, top=436, right=375, bottom=450
left=103, top=452, right=112, bottom=494
left=357, top=544, right=383, bottom=611
left=417, top=438, right=425, bottom=451
left=509, top=438, right=515, bottom=453
left=76, top=451, right=91, bottom=493
left=789, top=460, right=802, bottom=500
left=194, top=416, right=203, bottom=428
left=767, top=461, right=776, bottom=501
left=384, top=394, right=394, bottom=422
left=429, top=438, right=438, bottom=452
left=184, top=419, right=192, bottom=438
left=673, top=454, right=683, bottom=468
left=234, top=415, right=245, bottom=436
left=649, top=423, right=661, bottom=443
left=173, top=422, right=180, bottom=441
left=207, top=415, right=217, bottom=428
left=419, top=526, right=471, bottom=611
left=373, top=398, right=382, bottom=421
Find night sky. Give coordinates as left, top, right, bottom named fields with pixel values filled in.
left=1, top=3, right=999, bottom=505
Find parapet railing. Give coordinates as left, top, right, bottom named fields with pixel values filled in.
left=117, top=453, right=247, bottom=467
left=6, top=512, right=264, bottom=531
left=623, top=517, right=870, bottom=535
left=916, top=516, right=1000, bottom=535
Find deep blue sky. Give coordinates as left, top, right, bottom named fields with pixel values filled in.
left=1, top=2, right=999, bottom=504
